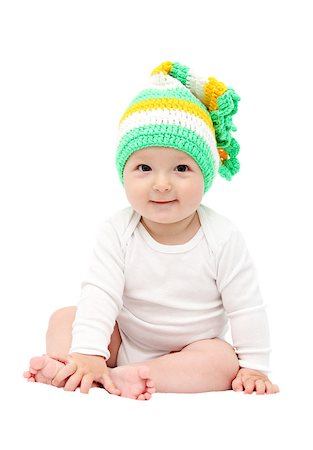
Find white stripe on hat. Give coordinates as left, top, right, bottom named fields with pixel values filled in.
left=118, top=108, right=220, bottom=175
left=186, top=69, right=207, bottom=104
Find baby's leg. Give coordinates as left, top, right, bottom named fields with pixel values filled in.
left=110, top=338, right=239, bottom=394
left=24, top=307, right=155, bottom=399
left=46, top=306, right=122, bottom=367
left=23, top=306, right=122, bottom=385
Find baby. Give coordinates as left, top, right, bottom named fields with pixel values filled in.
left=24, top=61, right=279, bottom=399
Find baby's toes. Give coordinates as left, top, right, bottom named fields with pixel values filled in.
left=23, top=371, right=32, bottom=379
left=146, top=378, right=155, bottom=394
left=137, top=392, right=151, bottom=401
left=146, top=379, right=154, bottom=388
left=23, top=371, right=36, bottom=382
left=29, top=356, right=46, bottom=371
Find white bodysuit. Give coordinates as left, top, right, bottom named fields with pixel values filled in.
left=70, top=204, right=271, bottom=373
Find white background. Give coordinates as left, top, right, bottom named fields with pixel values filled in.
left=1, top=0, right=312, bottom=448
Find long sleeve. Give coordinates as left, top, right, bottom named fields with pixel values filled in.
left=216, top=227, right=271, bottom=374
left=69, top=220, right=125, bottom=359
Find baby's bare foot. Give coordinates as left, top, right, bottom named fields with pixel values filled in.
left=109, top=365, right=156, bottom=400
left=23, top=355, right=66, bottom=386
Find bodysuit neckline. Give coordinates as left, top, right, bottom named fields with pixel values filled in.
left=137, top=221, right=204, bottom=254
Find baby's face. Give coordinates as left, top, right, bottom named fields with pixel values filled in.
left=123, top=147, right=204, bottom=224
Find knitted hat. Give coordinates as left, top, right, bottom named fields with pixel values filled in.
left=115, top=61, right=240, bottom=193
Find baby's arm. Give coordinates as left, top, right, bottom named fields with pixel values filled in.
left=50, top=352, right=120, bottom=395
left=216, top=226, right=279, bottom=392
left=51, top=219, right=125, bottom=394
left=69, top=220, right=125, bottom=362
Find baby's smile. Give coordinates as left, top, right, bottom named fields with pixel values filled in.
left=150, top=199, right=177, bottom=204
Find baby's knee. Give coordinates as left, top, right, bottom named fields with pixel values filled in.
left=216, top=339, right=240, bottom=381
left=49, top=306, right=77, bottom=325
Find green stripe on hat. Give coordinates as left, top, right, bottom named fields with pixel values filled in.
left=116, top=123, right=216, bottom=193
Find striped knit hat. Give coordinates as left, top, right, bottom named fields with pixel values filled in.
left=116, top=61, right=240, bottom=193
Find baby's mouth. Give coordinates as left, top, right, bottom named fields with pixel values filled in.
left=151, top=200, right=177, bottom=204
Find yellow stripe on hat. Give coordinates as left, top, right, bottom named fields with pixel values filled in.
left=203, top=77, right=227, bottom=112
left=151, top=61, right=174, bottom=75
left=119, top=98, right=215, bottom=135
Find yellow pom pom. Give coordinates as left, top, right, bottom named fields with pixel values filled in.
left=151, top=61, right=174, bottom=76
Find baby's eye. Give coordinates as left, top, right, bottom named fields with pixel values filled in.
left=175, top=165, right=189, bottom=172
left=138, top=164, right=151, bottom=172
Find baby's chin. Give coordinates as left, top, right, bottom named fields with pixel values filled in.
left=139, top=207, right=179, bottom=224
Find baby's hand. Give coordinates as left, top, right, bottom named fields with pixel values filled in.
left=50, top=352, right=121, bottom=395
left=232, top=368, right=279, bottom=395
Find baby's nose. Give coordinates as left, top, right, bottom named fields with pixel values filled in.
left=152, top=171, right=173, bottom=192
left=153, top=179, right=172, bottom=192
left=153, top=184, right=171, bottom=192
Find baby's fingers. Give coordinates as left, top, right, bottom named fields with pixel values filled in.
left=52, top=361, right=77, bottom=387
left=232, top=376, right=243, bottom=392
left=243, top=378, right=255, bottom=394
left=265, top=381, right=280, bottom=394
left=80, top=374, right=95, bottom=394
left=63, top=371, right=83, bottom=392
left=255, top=379, right=266, bottom=395
left=46, top=352, right=69, bottom=364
